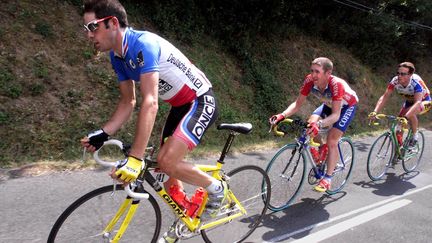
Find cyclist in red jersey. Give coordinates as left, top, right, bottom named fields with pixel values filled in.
left=270, top=57, right=359, bottom=192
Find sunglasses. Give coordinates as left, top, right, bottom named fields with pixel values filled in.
left=396, top=72, right=410, bottom=76
left=83, top=16, right=114, bottom=32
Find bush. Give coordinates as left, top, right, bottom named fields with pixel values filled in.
left=35, top=22, right=53, bottom=38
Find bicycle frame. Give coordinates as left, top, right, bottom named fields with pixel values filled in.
left=295, top=130, right=324, bottom=178
left=374, top=114, right=412, bottom=160
left=97, top=132, right=248, bottom=242
left=277, top=119, right=346, bottom=179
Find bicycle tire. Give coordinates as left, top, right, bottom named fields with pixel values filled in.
left=48, top=184, right=161, bottom=243
left=263, top=143, right=306, bottom=212
left=201, top=165, right=271, bottom=243
left=402, top=130, right=425, bottom=172
left=367, top=132, right=394, bottom=181
left=326, top=137, right=355, bottom=194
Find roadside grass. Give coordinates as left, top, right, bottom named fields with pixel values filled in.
left=2, top=0, right=432, bottom=171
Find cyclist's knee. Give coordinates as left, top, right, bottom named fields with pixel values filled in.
left=326, top=132, right=341, bottom=147
left=157, top=154, right=176, bottom=173
left=326, top=139, right=338, bottom=150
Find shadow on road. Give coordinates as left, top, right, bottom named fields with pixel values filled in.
left=354, top=171, right=418, bottom=196
left=352, top=140, right=371, bottom=153
left=260, top=191, right=347, bottom=242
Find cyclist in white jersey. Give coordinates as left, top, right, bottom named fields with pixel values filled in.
left=80, top=1, right=226, bottom=242
left=369, top=62, right=431, bottom=148
left=269, top=57, right=359, bottom=192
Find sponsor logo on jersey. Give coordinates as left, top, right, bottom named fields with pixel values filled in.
left=186, top=68, right=203, bottom=89
left=137, top=51, right=144, bottom=67
left=167, top=53, right=203, bottom=90
left=159, top=80, right=173, bottom=95
left=167, top=53, right=187, bottom=73
left=129, top=59, right=136, bottom=69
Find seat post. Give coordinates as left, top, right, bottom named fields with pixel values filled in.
left=218, top=131, right=237, bottom=163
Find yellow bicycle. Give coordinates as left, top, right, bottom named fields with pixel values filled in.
left=48, top=123, right=271, bottom=243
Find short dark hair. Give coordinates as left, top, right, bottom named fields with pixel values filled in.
left=83, top=0, right=128, bottom=28
left=312, top=57, right=333, bottom=72
left=398, top=62, right=415, bottom=74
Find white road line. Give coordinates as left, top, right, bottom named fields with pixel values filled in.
left=289, top=199, right=412, bottom=243
left=265, top=184, right=432, bottom=242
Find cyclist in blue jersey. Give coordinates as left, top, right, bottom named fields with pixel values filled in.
left=369, top=62, right=431, bottom=149
left=80, top=1, right=226, bottom=242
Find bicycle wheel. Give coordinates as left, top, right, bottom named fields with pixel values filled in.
left=327, top=137, right=355, bottom=194
left=201, top=165, right=270, bottom=243
left=367, top=132, right=394, bottom=181
left=402, top=130, right=425, bottom=172
left=48, top=185, right=161, bottom=243
left=263, top=143, right=306, bottom=212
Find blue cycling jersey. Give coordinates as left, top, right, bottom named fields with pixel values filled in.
left=110, top=28, right=212, bottom=106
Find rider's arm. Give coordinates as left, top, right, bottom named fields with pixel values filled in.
left=373, top=87, right=393, bottom=113
left=102, top=80, right=136, bottom=135
left=322, top=100, right=342, bottom=127
left=128, top=71, right=159, bottom=159
left=281, top=94, right=307, bottom=117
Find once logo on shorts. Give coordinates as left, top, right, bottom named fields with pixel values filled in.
left=192, top=95, right=215, bottom=139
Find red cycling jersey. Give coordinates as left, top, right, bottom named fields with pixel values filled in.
left=299, top=74, right=358, bottom=107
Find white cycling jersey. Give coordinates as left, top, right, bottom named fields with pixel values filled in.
left=387, top=74, right=430, bottom=102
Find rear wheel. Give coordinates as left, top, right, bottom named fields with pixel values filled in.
left=48, top=185, right=161, bottom=243
left=327, top=137, right=355, bottom=194
left=263, top=143, right=306, bottom=212
left=402, top=130, right=425, bottom=172
left=367, top=132, right=394, bottom=181
left=201, top=165, right=270, bottom=243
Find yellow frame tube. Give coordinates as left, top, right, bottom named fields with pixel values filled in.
left=102, top=198, right=132, bottom=235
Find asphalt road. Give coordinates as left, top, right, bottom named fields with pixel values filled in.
left=1, top=129, right=431, bottom=243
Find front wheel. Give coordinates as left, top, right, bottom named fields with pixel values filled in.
left=201, top=165, right=270, bottom=243
left=402, top=130, right=425, bottom=172
left=48, top=185, right=162, bottom=243
left=327, top=137, right=355, bottom=194
left=263, top=143, right=306, bottom=212
left=367, top=132, right=394, bottom=181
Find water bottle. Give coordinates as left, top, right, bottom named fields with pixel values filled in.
left=396, top=124, right=403, bottom=146
left=169, top=185, right=191, bottom=210
left=310, top=147, right=320, bottom=164
left=187, top=187, right=207, bottom=218
left=319, top=144, right=328, bottom=163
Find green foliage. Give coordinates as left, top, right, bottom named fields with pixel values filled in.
left=33, top=61, right=49, bottom=79
left=34, top=22, right=53, bottom=38
left=62, top=0, right=81, bottom=7
left=82, top=50, right=93, bottom=60
left=60, top=89, right=84, bottom=108
left=29, top=83, right=46, bottom=96
left=0, top=67, right=14, bottom=83
left=2, top=0, right=432, bottom=167
left=0, top=111, right=9, bottom=125
left=0, top=67, right=22, bottom=98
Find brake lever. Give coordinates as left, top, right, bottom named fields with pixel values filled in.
left=268, top=124, right=274, bottom=133
left=82, top=147, right=87, bottom=163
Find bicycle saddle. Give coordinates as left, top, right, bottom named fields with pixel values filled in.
left=217, top=123, right=253, bottom=134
